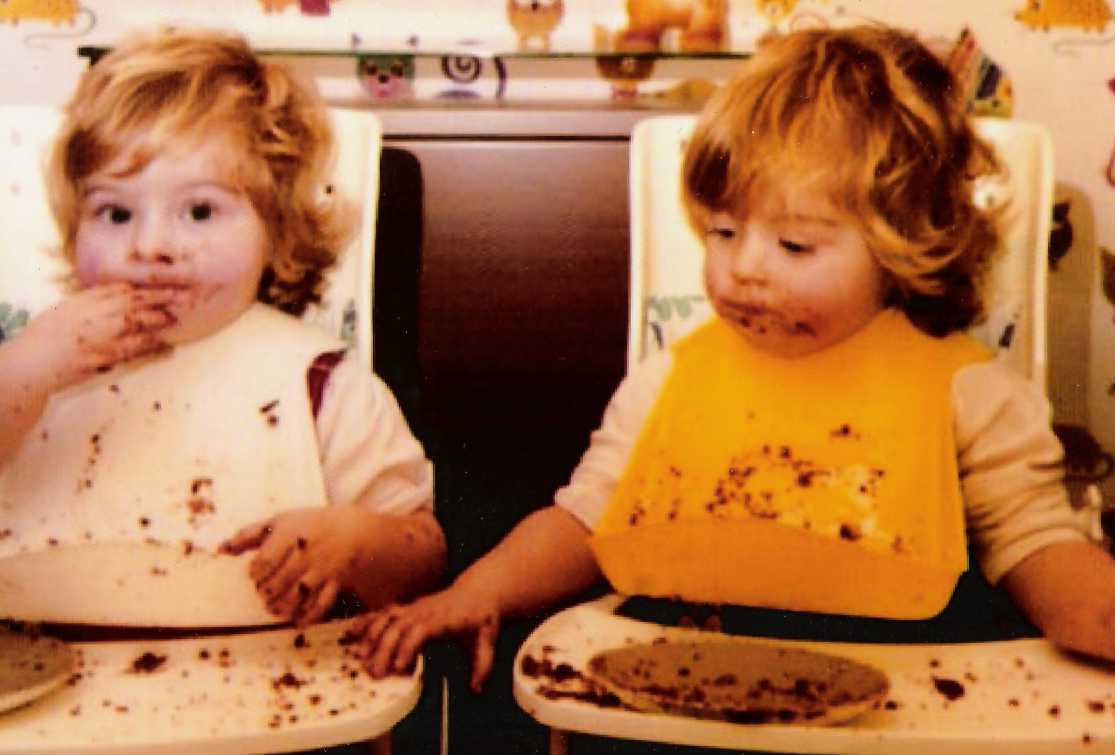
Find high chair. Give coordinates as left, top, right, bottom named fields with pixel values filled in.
left=510, top=116, right=1115, bottom=755
left=0, top=105, right=418, bottom=755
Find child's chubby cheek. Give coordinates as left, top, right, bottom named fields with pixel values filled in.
left=74, top=254, right=110, bottom=289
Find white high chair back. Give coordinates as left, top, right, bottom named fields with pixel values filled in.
left=0, top=105, right=381, bottom=366
left=627, top=115, right=1054, bottom=389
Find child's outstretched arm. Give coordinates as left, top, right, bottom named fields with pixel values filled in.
left=352, top=505, right=601, bottom=691
left=1002, top=539, right=1115, bottom=663
left=222, top=506, right=446, bottom=626
left=0, top=283, right=175, bottom=463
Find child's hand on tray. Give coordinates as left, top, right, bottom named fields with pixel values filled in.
left=350, top=587, right=501, bottom=691
left=221, top=507, right=363, bottom=627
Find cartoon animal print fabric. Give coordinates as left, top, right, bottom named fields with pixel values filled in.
left=755, top=0, right=806, bottom=25
left=358, top=56, right=415, bottom=100
left=611, top=0, right=730, bottom=52
left=1015, top=0, right=1112, bottom=31
left=1048, top=200, right=1074, bottom=270
left=256, top=0, right=334, bottom=14
left=946, top=28, right=1014, bottom=117
left=0, top=0, right=82, bottom=24
left=507, top=0, right=564, bottom=50
left=0, top=304, right=29, bottom=343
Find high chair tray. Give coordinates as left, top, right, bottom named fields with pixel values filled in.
left=0, top=617, right=420, bottom=755
left=513, top=594, right=1115, bottom=755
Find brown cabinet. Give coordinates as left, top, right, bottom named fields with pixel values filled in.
left=372, top=103, right=691, bottom=563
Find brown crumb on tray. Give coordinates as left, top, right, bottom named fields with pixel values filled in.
left=260, top=399, right=281, bottom=427
left=931, top=676, right=965, bottom=701
left=129, top=652, right=168, bottom=673
left=186, top=478, right=216, bottom=524
left=273, top=671, right=307, bottom=690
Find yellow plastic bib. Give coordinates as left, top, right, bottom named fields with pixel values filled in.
left=591, top=309, right=990, bottom=619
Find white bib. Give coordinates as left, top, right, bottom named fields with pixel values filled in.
left=0, top=304, right=342, bottom=555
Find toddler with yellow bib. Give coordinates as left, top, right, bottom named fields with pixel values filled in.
left=354, top=25, right=1115, bottom=691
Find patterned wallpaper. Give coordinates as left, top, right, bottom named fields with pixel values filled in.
left=2, top=0, right=1115, bottom=496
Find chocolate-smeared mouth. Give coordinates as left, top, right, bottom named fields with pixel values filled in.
left=726, top=304, right=817, bottom=337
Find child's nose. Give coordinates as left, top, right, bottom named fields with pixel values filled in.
left=729, top=232, right=768, bottom=282
left=129, top=216, right=176, bottom=265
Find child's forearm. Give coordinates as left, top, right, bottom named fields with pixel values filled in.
left=344, top=508, right=447, bottom=610
left=451, top=505, right=603, bottom=620
left=1002, top=539, right=1115, bottom=663
left=0, top=339, right=52, bottom=465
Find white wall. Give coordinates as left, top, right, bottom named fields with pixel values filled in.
left=3, top=0, right=1115, bottom=489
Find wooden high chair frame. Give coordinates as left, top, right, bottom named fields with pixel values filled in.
left=0, top=105, right=419, bottom=755
left=509, top=116, right=1115, bottom=755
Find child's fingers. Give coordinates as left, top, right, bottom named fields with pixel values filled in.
left=469, top=615, right=500, bottom=692
left=362, top=614, right=406, bottom=676
left=358, top=609, right=415, bottom=677
left=260, top=559, right=333, bottom=622
left=111, top=331, right=172, bottom=363
left=349, top=611, right=375, bottom=634
left=285, top=569, right=334, bottom=624
left=351, top=608, right=395, bottom=652
left=291, top=579, right=339, bottom=627
left=387, top=618, right=435, bottom=675
left=119, top=306, right=177, bottom=336
left=127, top=285, right=179, bottom=306
left=111, top=298, right=176, bottom=359
left=219, top=522, right=273, bottom=555
left=97, top=284, right=175, bottom=328
left=247, top=532, right=298, bottom=585
left=263, top=576, right=303, bottom=621
left=69, top=298, right=175, bottom=373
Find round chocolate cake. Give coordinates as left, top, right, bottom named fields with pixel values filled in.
left=588, top=639, right=889, bottom=725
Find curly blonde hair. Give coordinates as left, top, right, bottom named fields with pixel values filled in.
left=47, top=26, right=353, bottom=315
left=683, top=25, right=1001, bottom=336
